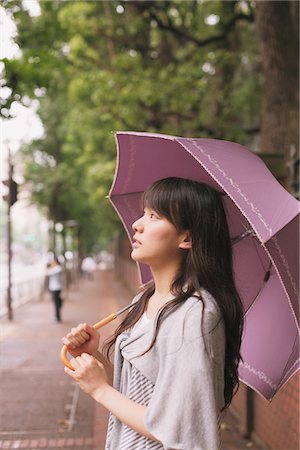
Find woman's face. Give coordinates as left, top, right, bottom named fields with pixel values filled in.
left=131, top=207, right=189, bottom=270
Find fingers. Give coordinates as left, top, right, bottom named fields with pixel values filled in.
left=80, top=352, right=93, bottom=362
left=64, top=356, right=81, bottom=378
left=64, top=353, right=98, bottom=377
left=84, top=324, right=96, bottom=335
left=64, top=366, right=76, bottom=378
left=70, top=353, right=99, bottom=370
left=61, top=323, right=91, bottom=349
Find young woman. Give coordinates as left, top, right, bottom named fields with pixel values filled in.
left=62, top=177, right=244, bottom=450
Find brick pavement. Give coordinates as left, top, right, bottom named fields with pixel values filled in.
left=0, top=270, right=265, bottom=450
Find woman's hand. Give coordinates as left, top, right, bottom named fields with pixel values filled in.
left=61, top=323, right=100, bottom=358
left=64, top=353, right=109, bottom=400
left=65, top=356, right=160, bottom=444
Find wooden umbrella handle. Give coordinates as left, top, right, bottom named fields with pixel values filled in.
left=60, top=313, right=117, bottom=370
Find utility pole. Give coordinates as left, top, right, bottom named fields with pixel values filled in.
left=2, top=146, right=18, bottom=320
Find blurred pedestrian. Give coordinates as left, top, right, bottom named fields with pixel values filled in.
left=47, top=256, right=63, bottom=322
left=81, top=256, right=96, bottom=279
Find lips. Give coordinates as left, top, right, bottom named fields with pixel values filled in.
left=132, top=236, right=142, bottom=246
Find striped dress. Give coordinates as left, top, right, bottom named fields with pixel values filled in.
left=105, top=313, right=163, bottom=450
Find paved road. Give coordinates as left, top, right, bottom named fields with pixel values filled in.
left=0, top=270, right=264, bottom=450
left=0, top=270, right=130, bottom=450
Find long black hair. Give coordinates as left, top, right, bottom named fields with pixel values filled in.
left=104, top=177, right=244, bottom=410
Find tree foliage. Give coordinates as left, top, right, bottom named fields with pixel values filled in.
left=1, top=0, right=296, bottom=252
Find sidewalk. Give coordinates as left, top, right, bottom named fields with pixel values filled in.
left=0, top=270, right=264, bottom=450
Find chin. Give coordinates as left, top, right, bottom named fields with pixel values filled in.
left=131, top=250, right=148, bottom=264
left=131, top=250, right=140, bottom=262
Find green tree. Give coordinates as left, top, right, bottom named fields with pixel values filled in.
left=1, top=0, right=296, bottom=254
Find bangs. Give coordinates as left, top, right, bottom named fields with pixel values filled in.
left=142, top=178, right=182, bottom=228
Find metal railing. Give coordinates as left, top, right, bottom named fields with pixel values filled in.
left=0, top=275, right=46, bottom=318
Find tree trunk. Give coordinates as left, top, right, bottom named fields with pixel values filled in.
left=207, top=1, right=240, bottom=139
left=255, top=1, right=299, bottom=189
left=102, top=1, right=116, bottom=68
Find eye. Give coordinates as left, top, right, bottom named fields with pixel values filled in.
left=147, top=209, right=159, bottom=219
left=144, top=208, right=160, bottom=219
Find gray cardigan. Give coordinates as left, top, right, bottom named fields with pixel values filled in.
left=109, top=290, right=225, bottom=450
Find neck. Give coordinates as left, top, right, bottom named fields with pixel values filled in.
left=150, top=262, right=179, bottom=297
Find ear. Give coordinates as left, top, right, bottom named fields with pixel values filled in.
left=178, top=231, right=192, bottom=250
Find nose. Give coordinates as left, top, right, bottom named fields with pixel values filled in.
left=132, top=215, right=143, bottom=232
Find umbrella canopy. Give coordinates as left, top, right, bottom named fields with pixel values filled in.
left=109, top=131, right=300, bottom=400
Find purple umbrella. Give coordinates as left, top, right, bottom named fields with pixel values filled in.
left=108, top=131, right=299, bottom=400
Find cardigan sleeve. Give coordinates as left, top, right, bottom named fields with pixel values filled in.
left=144, top=300, right=225, bottom=450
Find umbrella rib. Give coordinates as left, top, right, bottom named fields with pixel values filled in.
left=244, top=261, right=272, bottom=315
left=231, top=228, right=255, bottom=245
left=108, top=191, right=144, bottom=199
